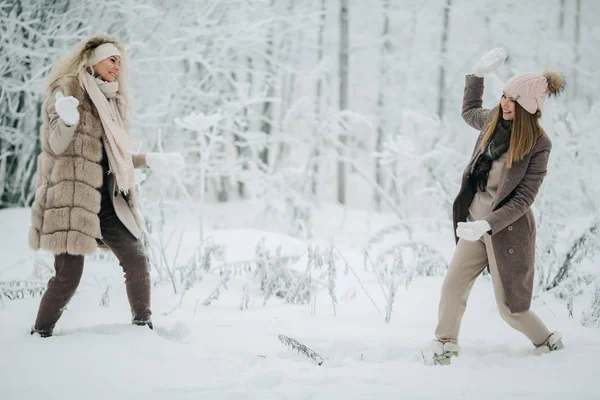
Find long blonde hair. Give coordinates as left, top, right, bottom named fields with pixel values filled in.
left=44, top=33, right=130, bottom=105
left=480, top=102, right=543, bottom=168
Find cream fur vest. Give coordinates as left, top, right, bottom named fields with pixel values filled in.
left=29, top=75, right=146, bottom=255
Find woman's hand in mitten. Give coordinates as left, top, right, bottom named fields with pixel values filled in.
left=472, top=48, right=507, bottom=77
left=54, top=91, right=80, bottom=126
left=456, top=220, right=491, bottom=241
left=146, top=152, right=185, bottom=174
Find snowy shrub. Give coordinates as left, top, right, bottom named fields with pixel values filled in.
left=99, top=285, right=111, bottom=307
left=365, top=220, right=449, bottom=278
left=254, top=238, right=313, bottom=306
left=581, top=280, right=600, bottom=327
left=549, top=219, right=599, bottom=290
left=533, top=103, right=600, bottom=300
left=0, top=256, right=52, bottom=305
left=169, top=239, right=342, bottom=313
left=365, top=242, right=446, bottom=324
left=0, top=280, right=46, bottom=303
left=363, top=219, right=448, bottom=323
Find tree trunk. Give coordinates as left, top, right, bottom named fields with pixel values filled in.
left=375, top=0, right=391, bottom=212
left=558, top=0, right=566, bottom=36
left=436, top=0, right=451, bottom=120
left=274, top=0, right=299, bottom=170
left=260, top=1, right=276, bottom=167
left=311, top=0, right=327, bottom=195
left=338, top=0, right=349, bottom=204
left=571, top=0, right=581, bottom=102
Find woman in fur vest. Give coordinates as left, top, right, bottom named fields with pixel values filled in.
left=428, top=49, right=566, bottom=365
left=29, top=34, right=184, bottom=337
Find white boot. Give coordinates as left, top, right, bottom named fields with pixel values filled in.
left=424, top=340, right=461, bottom=366
left=531, top=331, right=564, bottom=355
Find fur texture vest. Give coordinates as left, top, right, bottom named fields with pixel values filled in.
left=29, top=75, right=146, bottom=255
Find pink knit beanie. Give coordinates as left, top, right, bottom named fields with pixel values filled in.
left=503, top=70, right=566, bottom=114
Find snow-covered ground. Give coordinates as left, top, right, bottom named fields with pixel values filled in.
left=1, top=204, right=598, bottom=400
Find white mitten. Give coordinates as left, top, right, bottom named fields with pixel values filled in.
left=54, top=91, right=80, bottom=126
left=472, top=48, right=507, bottom=77
left=456, top=220, right=491, bottom=241
left=146, top=152, right=185, bottom=174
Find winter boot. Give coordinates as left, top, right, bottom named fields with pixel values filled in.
left=531, top=331, right=564, bottom=355
left=132, top=319, right=153, bottom=330
left=424, top=340, right=461, bottom=366
left=30, top=328, right=52, bottom=338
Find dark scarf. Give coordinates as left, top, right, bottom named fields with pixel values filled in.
left=469, top=118, right=512, bottom=192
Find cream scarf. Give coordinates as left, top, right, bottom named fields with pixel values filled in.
left=80, top=71, right=134, bottom=193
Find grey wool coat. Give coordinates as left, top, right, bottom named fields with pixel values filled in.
left=453, top=75, right=552, bottom=313
left=29, top=75, right=147, bottom=256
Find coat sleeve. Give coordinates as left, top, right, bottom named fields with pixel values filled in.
left=462, top=75, right=493, bottom=131
left=132, top=153, right=148, bottom=169
left=46, top=86, right=78, bottom=156
left=485, top=142, right=551, bottom=235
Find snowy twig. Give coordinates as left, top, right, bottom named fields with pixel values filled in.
left=278, top=334, right=324, bottom=365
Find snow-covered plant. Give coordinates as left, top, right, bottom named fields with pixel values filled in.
left=203, top=268, right=233, bottom=306
left=141, top=193, right=184, bottom=294
left=364, top=228, right=447, bottom=323
left=99, top=285, right=111, bottom=307
left=325, top=246, right=338, bottom=316
left=551, top=273, right=597, bottom=318
left=284, top=244, right=341, bottom=311
left=375, top=242, right=447, bottom=282
left=240, top=274, right=251, bottom=311
left=31, top=255, right=53, bottom=281
left=255, top=240, right=306, bottom=305
left=383, top=250, right=402, bottom=324
left=365, top=220, right=449, bottom=296
left=0, top=280, right=46, bottom=302
left=533, top=103, right=600, bottom=295
left=581, top=280, right=600, bottom=327
left=278, top=334, right=324, bottom=365
left=538, top=218, right=600, bottom=293
left=162, top=236, right=226, bottom=314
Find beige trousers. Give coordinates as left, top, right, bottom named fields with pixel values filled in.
left=435, top=233, right=550, bottom=346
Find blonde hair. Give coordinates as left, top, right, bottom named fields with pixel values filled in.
left=44, top=33, right=130, bottom=104
left=480, top=102, right=543, bottom=168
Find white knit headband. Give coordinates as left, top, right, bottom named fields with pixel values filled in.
left=91, top=43, right=121, bottom=66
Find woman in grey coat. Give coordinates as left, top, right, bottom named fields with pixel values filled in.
left=429, top=48, right=566, bottom=365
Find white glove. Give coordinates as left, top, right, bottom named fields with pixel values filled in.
left=456, top=220, right=491, bottom=241
left=146, top=152, right=185, bottom=174
left=54, top=91, right=80, bottom=126
left=472, top=48, right=507, bottom=77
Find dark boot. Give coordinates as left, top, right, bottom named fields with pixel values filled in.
left=30, top=328, right=53, bottom=338
left=132, top=319, right=153, bottom=330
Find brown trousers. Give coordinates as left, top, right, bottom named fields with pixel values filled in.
left=435, top=233, right=550, bottom=346
left=33, top=192, right=151, bottom=334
